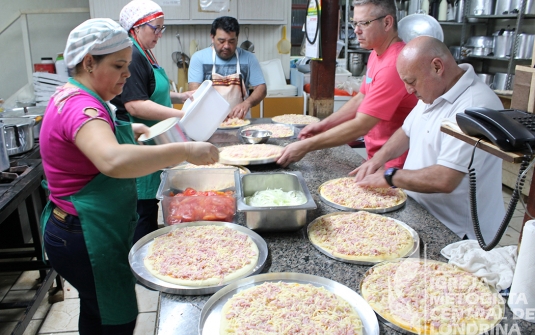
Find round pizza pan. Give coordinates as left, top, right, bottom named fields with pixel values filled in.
left=217, top=119, right=251, bottom=130
left=128, top=221, right=268, bottom=295
left=318, top=181, right=407, bottom=213
left=170, top=162, right=251, bottom=174
left=199, top=272, right=380, bottom=335
left=307, top=212, right=419, bottom=265
left=239, top=123, right=297, bottom=139
left=218, top=144, right=283, bottom=166
left=359, top=258, right=506, bottom=335
left=271, top=115, right=320, bottom=128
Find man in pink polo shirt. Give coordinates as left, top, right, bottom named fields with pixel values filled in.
left=277, top=0, right=417, bottom=168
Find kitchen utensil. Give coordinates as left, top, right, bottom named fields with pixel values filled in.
left=465, top=36, right=495, bottom=48
left=0, top=120, right=9, bottom=172
left=515, top=33, right=535, bottom=59
left=235, top=171, right=317, bottom=232
left=348, top=52, right=365, bottom=76
left=449, top=46, right=462, bottom=59
left=138, top=117, right=188, bottom=144
left=1, top=106, right=46, bottom=139
left=277, top=26, right=291, bottom=54
left=470, top=0, right=494, bottom=15
left=455, top=0, right=465, bottom=22
left=240, top=129, right=272, bottom=144
left=492, top=72, right=515, bottom=90
left=180, top=80, right=230, bottom=142
left=2, top=117, right=35, bottom=156
left=495, top=0, right=512, bottom=14
left=471, top=47, right=494, bottom=56
left=398, top=13, right=444, bottom=43
left=477, top=73, right=495, bottom=86
left=240, top=27, right=255, bottom=52
left=493, top=29, right=515, bottom=57
left=511, top=0, right=535, bottom=13
left=174, top=33, right=189, bottom=92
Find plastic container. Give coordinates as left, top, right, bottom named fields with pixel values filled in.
left=179, top=80, right=230, bottom=141
left=34, top=57, right=55, bottom=73
left=157, top=168, right=237, bottom=225
left=55, top=53, right=69, bottom=78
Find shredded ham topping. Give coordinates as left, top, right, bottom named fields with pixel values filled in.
left=145, top=226, right=257, bottom=283
left=309, top=211, right=413, bottom=259
left=222, top=282, right=363, bottom=335
left=362, top=260, right=503, bottom=333
left=243, top=124, right=294, bottom=138
left=220, top=144, right=282, bottom=160
left=272, top=114, right=320, bottom=125
left=220, top=118, right=250, bottom=128
left=321, top=177, right=405, bottom=209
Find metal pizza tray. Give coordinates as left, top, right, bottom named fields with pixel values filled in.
left=359, top=258, right=506, bottom=335
left=199, top=272, right=380, bottom=335
left=239, top=123, right=297, bottom=139
left=318, top=180, right=407, bottom=213
left=271, top=115, right=320, bottom=128
left=218, top=144, right=283, bottom=166
left=170, top=162, right=251, bottom=174
left=128, top=221, right=268, bottom=295
left=217, top=119, right=251, bottom=130
left=307, top=212, right=419, bottom=265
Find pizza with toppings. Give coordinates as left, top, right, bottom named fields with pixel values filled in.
left=171, top=162, right=249, bottom=174
left=144, top=225, right=259, bottom=286
left=308, top=211, right=415, bottom=262
left=220, top=281, right=363, bottom=335
left=241, top=123, right=294, bottom=138
left=361, top=259, right=504, bottom=335
left=219, top=118, right=251, bottom=129
left=219, top=144, right=283, bottom=165
left=319, top=177, right=406, bottom=212
left=271, top=114, right=320, bottom=126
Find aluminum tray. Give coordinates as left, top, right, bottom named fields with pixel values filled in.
left=318, top=181, right=407, bottom=213
left=218, top=144, right=283, bottom=165
left=359, top=258, right=505, bottom=335
left=128, top=221, right=268, bottom=295
left=170, top=162, right=250, bottom=174
left=307, top=212, right=419, bottom=265
left=199, top=272, right=380, bottom=335
left=239, top=123, right=297, bottom=139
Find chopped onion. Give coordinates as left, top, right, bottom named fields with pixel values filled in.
left=245, top=188, right=307, bottom=207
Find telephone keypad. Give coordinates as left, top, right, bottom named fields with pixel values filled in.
left=503, top=110, right=535, bottom=133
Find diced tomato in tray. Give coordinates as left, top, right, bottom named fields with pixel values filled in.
left=164, top=188, right=236, bottom=224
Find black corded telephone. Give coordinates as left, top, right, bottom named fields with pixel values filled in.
left=456, top=107, right=535, bottom=152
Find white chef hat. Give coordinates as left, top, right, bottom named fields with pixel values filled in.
left=119, top=0, right=164, bottom=32
left=64, top=18, right=132, bottom=69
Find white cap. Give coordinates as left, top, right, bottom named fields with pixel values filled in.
left=119, top=0, right=164, bottom=31
left=64, top=18, right=132, bottom=69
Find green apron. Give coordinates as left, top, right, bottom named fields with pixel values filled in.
left=129, top=39, right=172, bottom=199
left=40, top=78, right=139, bottom=325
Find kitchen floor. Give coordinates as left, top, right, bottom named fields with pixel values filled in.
left=0, top=159, right=528, bottom=335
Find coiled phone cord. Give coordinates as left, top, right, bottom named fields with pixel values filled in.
left=468, top=140, right=533, bottom=251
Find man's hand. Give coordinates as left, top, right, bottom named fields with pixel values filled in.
left=185, top=142, right=219, bottom=165
left=355, top=170, right=390, bottom=188
left=132, top=123, right=150, bottom=142
left=228, top=101, right=251, bottom=119
left=349, top=159, right=384, bottom=182
left=276, top=140, right=310, bottom=167
left=297, top=122, right=323, bottom=140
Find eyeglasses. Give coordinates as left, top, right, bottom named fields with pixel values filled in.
left=145, top=22, right=166, bottom=35
left=351, top=15, right=387, bottom=28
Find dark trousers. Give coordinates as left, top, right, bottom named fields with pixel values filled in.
left=132, top=199, right=160, bottom=245
left=44, top=206, right=136, bottom=335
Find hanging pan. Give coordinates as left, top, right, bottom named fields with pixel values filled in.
left=240, top=27, right=254, bottom=52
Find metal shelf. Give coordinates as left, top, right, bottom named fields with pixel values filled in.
left=467, top=55, right=533, bottom=61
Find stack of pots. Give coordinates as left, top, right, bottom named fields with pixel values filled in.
left=493, top=29, right=535, bottom=59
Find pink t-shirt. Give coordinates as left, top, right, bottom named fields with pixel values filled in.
left=40, top=86, right=115, bottom=215
left=359, top=41, right=418, bottom=168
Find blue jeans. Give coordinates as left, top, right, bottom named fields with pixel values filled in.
left=44, top=205, right=136, bottom=335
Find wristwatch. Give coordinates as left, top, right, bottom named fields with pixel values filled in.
left=384, top=167, right=399, bottom=188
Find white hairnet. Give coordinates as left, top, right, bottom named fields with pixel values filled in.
left=64, top=18, right=132, bottom=69
left=119, top=0, right=164, bottom=31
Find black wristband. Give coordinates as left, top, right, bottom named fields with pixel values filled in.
left=384, top=167, right=399, bottom=188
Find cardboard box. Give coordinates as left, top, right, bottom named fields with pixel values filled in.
left=510, top=65, right=535, bottom=113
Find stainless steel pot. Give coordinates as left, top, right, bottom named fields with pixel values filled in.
left=477, top=73, right=495, bottom=87
left=471, top=47, right=494, bottom=56
left=511, top=0, right=535, bottom=13
left=449, top=46, right=462, bottom=59
left=493, top=29, right=515, bottom=57
left=515, top=33, right=535, bottom=59
left=470, top=0, right=494, bottom=15
left=2, top=117, right=35, bottom=156
left=0, top=120, right=10, bottom=172
left=465, top=36, right=495, bottom=48
left=492, top=72, right=515, bottom=90
left=1, top=106, right=45, bottom=139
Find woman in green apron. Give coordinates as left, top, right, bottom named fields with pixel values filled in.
left=40, top=18, right=218, bottom=335
left=112, top=0, right=195, bottom=243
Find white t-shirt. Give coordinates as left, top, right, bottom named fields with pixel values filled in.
left=402, top=63, right=505, bottom=241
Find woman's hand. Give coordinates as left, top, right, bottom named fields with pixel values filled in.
left=185, top=142, right=219, bottom=165
left=171, top=90, right=195, bottom=104
left=132, top=123, right=150, bottom=141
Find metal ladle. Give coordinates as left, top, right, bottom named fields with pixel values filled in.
left=240, top=27, right=254, bottom=52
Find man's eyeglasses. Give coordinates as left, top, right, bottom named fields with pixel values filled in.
left=351, top=15, right=387, bottom=28
left=145, top=22, right=166, bottom=34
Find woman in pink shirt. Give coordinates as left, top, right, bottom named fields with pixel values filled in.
left=40, top=18, right=218, bottom=335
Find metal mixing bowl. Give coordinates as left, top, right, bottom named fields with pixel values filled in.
left=240, top=129, right=272, bottom=144
left=398, top=14, right=444, bottom=43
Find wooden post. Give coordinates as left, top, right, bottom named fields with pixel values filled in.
left=309, top=0, right=340, bottom=119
